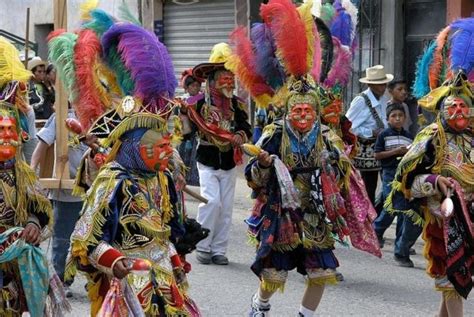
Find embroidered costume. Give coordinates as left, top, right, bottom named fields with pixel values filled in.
left=387, top=17, right=474, bottom=307
left=225, top=1, right=380, bottom=315
left=0, top=37, right=58, bottom=317
left=48, top=3, right=201, bottom=316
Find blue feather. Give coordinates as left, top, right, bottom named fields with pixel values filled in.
left=450, top=18, right=474, bottom=74
left=250, top=23, right=285, bottom=90
left=82, top=9, right=115, bottom=37
left=330, top=2, right=352, bottom=47
left=413, top=41, right=436, bottom=98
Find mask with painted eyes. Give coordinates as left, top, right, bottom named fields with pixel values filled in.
left=288, top=103, right=317, bottom=133
left=442, top=96, right=471, bottom=132
left=139, top=130, right=173, bottom=172
left=0, top=114, right=19, bottom=162
left=321, top=98, right=342, bottom=126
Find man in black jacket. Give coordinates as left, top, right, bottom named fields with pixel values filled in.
left=182, top=43, right=251, bottom=265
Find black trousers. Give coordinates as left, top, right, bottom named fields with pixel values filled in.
left=360, top=170, right=379, bottom=211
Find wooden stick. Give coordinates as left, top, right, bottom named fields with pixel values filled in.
left=24, top=8, right=30, bottom=67
left=183, top=186, right=208, bottom=204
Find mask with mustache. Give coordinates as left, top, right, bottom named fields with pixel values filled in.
left=443, top=96, right=472, bottom=132
left=139, top=130, right=173, bottom=172
left=214, top=70, right=235, bottom=99
left=0, top=114, right=19, bottom=162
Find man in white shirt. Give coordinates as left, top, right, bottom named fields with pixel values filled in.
left=346, top=65, right=393, bottom=209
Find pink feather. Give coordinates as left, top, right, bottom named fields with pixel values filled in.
left=323, top=37, right=352, bottom=88
left=311, top=23, right=322, bottom=83
left=261, top=0, right=308, bottom=77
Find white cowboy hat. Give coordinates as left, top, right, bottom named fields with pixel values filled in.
left=359, top=65, right=394, bottom=84
left=27, top=56, right=46, bottom=71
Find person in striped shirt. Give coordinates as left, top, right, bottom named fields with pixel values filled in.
left=372, top=103, right=422, bottom=267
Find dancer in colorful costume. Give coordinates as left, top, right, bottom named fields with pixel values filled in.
left=53, top=3, right=201, bottom=316
left=0, top=37, right=60, bottom=317
left=225, top=1, right=380, bottom=316
left=386, top=17, right=474, bottom=316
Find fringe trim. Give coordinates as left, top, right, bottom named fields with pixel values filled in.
left=261, top=280, right=285, bottom=293
left=103, top=113, right=167, bottom=148
left=246, top=234, right=259, bottom=247
left=307, top=275, right=338, bottom=286
left=271, top=237, right=302, bottom=252
left=442, top=289, right=462, bottom=300
left=15, top=160, right=53, bottom=228
left=158, top=171, right=172, bottom=224
left=384, top=180, right=425, bottom=226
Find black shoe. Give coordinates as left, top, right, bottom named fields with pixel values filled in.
left=377, top=235, right=385, bottom=249
left=394, top=254, right=414, bottom=268
left=335, top=271, right=344, bottom=282
left=212, top=255, right=229, bottom=265
left=196, top=251, right=212, bottom=264
left=409, top=248, right=416, bottom=255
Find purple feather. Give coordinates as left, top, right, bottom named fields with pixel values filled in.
left=449, top=17, right=474, bottom=74
left=102, top=23, right=177, bottom=112
left=250, top=23, right=285, bottom=90
left=330, top=1, right=352, bottom=47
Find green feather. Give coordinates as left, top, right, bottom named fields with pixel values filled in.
left=119, top=0, right=141, bottom=25
left=48, top=33, right=78, bottom=101
left=320, top=3, right=336, bottom=26
left=106, top=44, right=135, bottom=95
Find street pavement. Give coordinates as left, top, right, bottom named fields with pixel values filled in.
left=61, top=173, right=474, bottom=316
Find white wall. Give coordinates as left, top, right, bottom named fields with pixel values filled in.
left=0, top=0, right=139, bottom=54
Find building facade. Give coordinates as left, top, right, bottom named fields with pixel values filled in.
left=2, top=0, right=472, bottom=100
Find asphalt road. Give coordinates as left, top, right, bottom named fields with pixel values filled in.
left=61, top=175, right=474, bottom=316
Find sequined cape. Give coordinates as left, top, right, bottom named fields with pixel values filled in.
left=66, top=161, right=194, bottom=316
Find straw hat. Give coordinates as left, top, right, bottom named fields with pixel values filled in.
left=192, top=43, right=232, bottom=80
left=359, top=65, right=394, bottom=84
left=27, top=57, right=46, bottom=71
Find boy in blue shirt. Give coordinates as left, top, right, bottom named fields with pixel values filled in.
left=373, top=103, right=422, bottom=267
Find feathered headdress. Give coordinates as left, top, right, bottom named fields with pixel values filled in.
left=226, top=0, right=321, bottom=111
left=102, top=23, right=176, bottom=113
left=413, top=17, right=474, bottom=100
left=49, top=2, right=177, bottom=148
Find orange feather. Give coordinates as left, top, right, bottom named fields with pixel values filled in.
left=429, top=26, right=450, bottom=90
left=227, top=27, right=274, bottom=107
left=74, top=29, right=106, bottom=130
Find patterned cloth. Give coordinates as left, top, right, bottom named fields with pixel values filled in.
left=0, top=227, right=50, bottom=317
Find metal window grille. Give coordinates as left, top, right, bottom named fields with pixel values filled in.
left=344, top=0, right=383, bottom=108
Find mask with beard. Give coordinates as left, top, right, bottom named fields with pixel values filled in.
left=214, top=70, right=235, bottom=99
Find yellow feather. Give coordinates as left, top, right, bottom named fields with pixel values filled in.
left=80, top=0, right=99, bottom=21
left=297, top=0, right=315, bottom=71
left=0, top=37, right=32, bottom=87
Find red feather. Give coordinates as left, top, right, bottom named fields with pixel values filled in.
left=229, top=27, right=274, bottom=99
left=261, top=0, right=308, bottom=77
left=429, top=26, right=450, bottom=90
left=73, top=29, right=105, bottom=130
left=47, top=29, right=66, bottom=42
